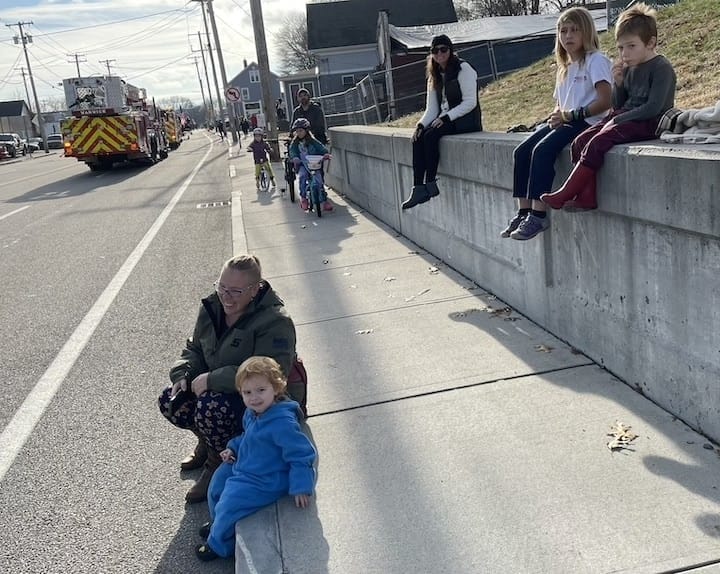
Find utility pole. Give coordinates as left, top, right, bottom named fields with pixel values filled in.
left=193, top=32, right=216, bottom=124
left=20, top=67, right=32, bottom=112
left=205, top=0, right=239, bottom=144
left=7, top=21, right=48, bottom=153
left=189, top=56, right=209, bottom=127
left=99, top=59, right=116, bottom=76
left=193, top=2, right=224, bottom=129
left=67, top=53, right=86, bottom=77
left=249, top=0, right=278, bottom=156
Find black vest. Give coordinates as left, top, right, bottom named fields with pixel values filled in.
left=435, top=58, right=482, bottom=133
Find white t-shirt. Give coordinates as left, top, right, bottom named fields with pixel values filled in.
left=554, top=51, right=612, bottom=125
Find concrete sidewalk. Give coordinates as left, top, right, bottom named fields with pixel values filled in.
left=226, top=142, right=720, bottom=574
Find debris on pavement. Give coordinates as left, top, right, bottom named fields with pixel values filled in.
left=534, top=344, right=554, bottom=353
left=607, top=421, right=638, bottom=451
left=450, top=308, right=482, bottom=319
left=355, top=329, right=374, bottom=335
left=428, top=266, right=439, bottom=274
left=487, top=306, right=512, bottom=318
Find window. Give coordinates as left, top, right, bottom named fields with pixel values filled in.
left=342, top=74, right=355, bottom=88
left=249, top=70, right=260, bottom=83
left=241, top=87, right=250, bottom=100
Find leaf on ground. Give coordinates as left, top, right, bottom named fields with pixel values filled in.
left=487, top=306, right=512, bottom=318
left=534, top=344, right=554, bottom=353
left=428, top=266, right=440, bottom=274
left=384, top=276, right=396, bottom=282
left=355, top=329, right=374, bottom=335
left=607, top=421, right=638, bottom=451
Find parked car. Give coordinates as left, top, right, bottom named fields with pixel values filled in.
left=28, top=137, right=44, bottom=152
left=46, top=134, right=64, bottom=149
left=0, top=133, right=27, bottom=157
left=0, top=145, right=8, bottom=160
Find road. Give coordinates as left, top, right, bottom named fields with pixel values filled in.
left=0, top=134, right=237, bottom=574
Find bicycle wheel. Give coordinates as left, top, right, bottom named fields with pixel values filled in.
left=260, top=168, right=270, bottom=192
left=311, top=180, right=322, bottom=218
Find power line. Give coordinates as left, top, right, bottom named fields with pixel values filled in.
left=126, top=52, right=192, bottom=81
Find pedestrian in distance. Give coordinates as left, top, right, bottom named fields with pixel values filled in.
left=402, top=34, right=483, bottom=211
left=291, top=88, right=328, bottom=145
left=195, top=356, right=316, bottom=562
left=288, top=117, right=333, bottom=212
left=215, top=119, right=226, bottom=140
left=158, top=255, right=297, bottom=504
left=541, top=3, right=676, bottom=211
left=247, top=127, right=277, bottom=191
left=240, top=116, right=250, bottom=137
left=502, top=7, right=612, bottom=241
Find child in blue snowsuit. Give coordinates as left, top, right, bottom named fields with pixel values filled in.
left=195, top=356, right=317, bottom=561
left=288, top=117, right=333, bottom=212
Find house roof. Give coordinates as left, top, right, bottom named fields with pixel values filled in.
left=0, top=100, right=28, bottom=118
left=389, top=9, right=607, bottom=50
left=307, top=0, right=457, bottom=51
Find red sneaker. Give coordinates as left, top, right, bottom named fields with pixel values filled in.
left=300, top=198, right=309, bottom=210
left=322, top=200, right=334, bottom=212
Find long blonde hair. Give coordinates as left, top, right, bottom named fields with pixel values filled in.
left=555, top=7, right=600, bottom=81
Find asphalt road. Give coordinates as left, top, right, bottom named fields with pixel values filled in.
left=0, top=133, right=237, bottom=574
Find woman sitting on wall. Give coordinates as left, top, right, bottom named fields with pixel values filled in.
left=402, top=34, right=483, bottom=211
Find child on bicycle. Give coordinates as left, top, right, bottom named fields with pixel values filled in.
left=289, top=117, right=333, bottom=212
left=247, top=127, right=276, bottom=191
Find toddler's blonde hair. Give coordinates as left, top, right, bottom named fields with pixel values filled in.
left=235, top=356, right=287, bottom=395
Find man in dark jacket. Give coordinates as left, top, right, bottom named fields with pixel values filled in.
left=158, top=255, right=297, bottom=503
left=291, top=88, right=328, bottom=144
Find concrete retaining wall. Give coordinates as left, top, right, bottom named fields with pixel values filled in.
left=327, top=126, right=720, bottom=442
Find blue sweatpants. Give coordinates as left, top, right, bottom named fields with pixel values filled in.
left=206, top=463, right=289, bottom=557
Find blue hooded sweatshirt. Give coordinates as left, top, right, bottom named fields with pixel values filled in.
left=206, top=399, right=317, bottom=557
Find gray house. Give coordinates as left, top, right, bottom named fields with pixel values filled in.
left=0, top=100, right=35, bottom=139
left=227, top=61, right=281, bottom=122
left=306, top=0, right=457, bottom=96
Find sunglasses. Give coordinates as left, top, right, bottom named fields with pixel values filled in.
left=431, top=46, right=450, bottom=55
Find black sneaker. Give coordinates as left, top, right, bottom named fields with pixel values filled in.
left=501, top=213, right=527, bottom=238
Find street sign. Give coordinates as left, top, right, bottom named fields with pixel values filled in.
left=225, top=86, right=241, bottom=102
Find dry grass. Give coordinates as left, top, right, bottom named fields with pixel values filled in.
left=387, top=0, right=720, bottom=132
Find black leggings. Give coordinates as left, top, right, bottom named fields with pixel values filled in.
left=412, top=121, right=457, bottom=185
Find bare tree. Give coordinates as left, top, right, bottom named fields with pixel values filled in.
left=157, top=96, right=195, bottom=110
left=39, top=96, right=68, bottom=112
left=273, top=12, right=316, bottom=74
left=454, top=0, right=540, bottom=17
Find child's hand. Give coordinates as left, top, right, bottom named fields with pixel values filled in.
left=548, top=108, right=563, bottom=129
left=612, top=60, right=625, bottom=86
left=294, top=494, right=311, bottom=509
left=220, top=449, right=236, bottom=463
left=322, top=153, right=331, bottom=160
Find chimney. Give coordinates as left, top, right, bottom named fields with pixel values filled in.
left=243, top=59, right=248, bottom=69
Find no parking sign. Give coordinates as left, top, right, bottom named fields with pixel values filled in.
left=225, top=87, right=241, bottom=102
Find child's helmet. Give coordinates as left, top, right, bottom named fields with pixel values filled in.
left=292, top=118, right=311, bottom=131
left=253, top=127, right=264, bottom=135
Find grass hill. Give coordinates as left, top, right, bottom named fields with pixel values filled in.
left=388, top=0, right=720, bottom=132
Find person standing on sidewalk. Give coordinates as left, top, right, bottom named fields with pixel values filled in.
left=291, top=88, right=328, bottom=145
left=502, top=7, right=612, bottom=240
left=158, top=255, right=297, bottom=504
left=402, top=34, right=483, bottom=211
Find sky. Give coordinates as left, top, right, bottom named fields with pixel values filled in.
left=0, top=0, right=307, bottom=109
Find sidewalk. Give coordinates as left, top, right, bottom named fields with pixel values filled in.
left=226, top=144, right=720, bottom=574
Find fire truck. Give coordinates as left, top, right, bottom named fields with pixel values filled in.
left=61, top=76, right=168, bottom=171
left=162, top=109, right=182, bottom=150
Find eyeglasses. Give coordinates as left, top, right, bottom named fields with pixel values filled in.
left=431, top=46, right=450, bottom=55
left=214, top=281, right=257, bottom=298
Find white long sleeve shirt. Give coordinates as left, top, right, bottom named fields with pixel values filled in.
left=419, top=62, right=478, bottom=128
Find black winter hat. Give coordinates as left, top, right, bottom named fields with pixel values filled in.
left=431, top=34, right=453, bottom=50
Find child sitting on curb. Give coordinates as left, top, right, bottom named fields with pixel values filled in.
left=195, top=356, right=317, bottom=562
left=247, top=128, right=276, bottom=191
left=541, top=3, right=676, bottom=211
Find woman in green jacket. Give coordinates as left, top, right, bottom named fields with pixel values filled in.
left=158, top=254, right=297, bottom=504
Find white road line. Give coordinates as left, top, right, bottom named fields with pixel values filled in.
left=0, top=141, right=214, bottom=483
left=0, top=206, right=30, bottom=221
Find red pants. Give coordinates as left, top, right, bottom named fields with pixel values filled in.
left=571, top=110, right=658, bottom=171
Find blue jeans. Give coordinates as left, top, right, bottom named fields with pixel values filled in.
left=512, top=121, right=588, bottom=200
left=298, top=165, right=327, bottom=202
